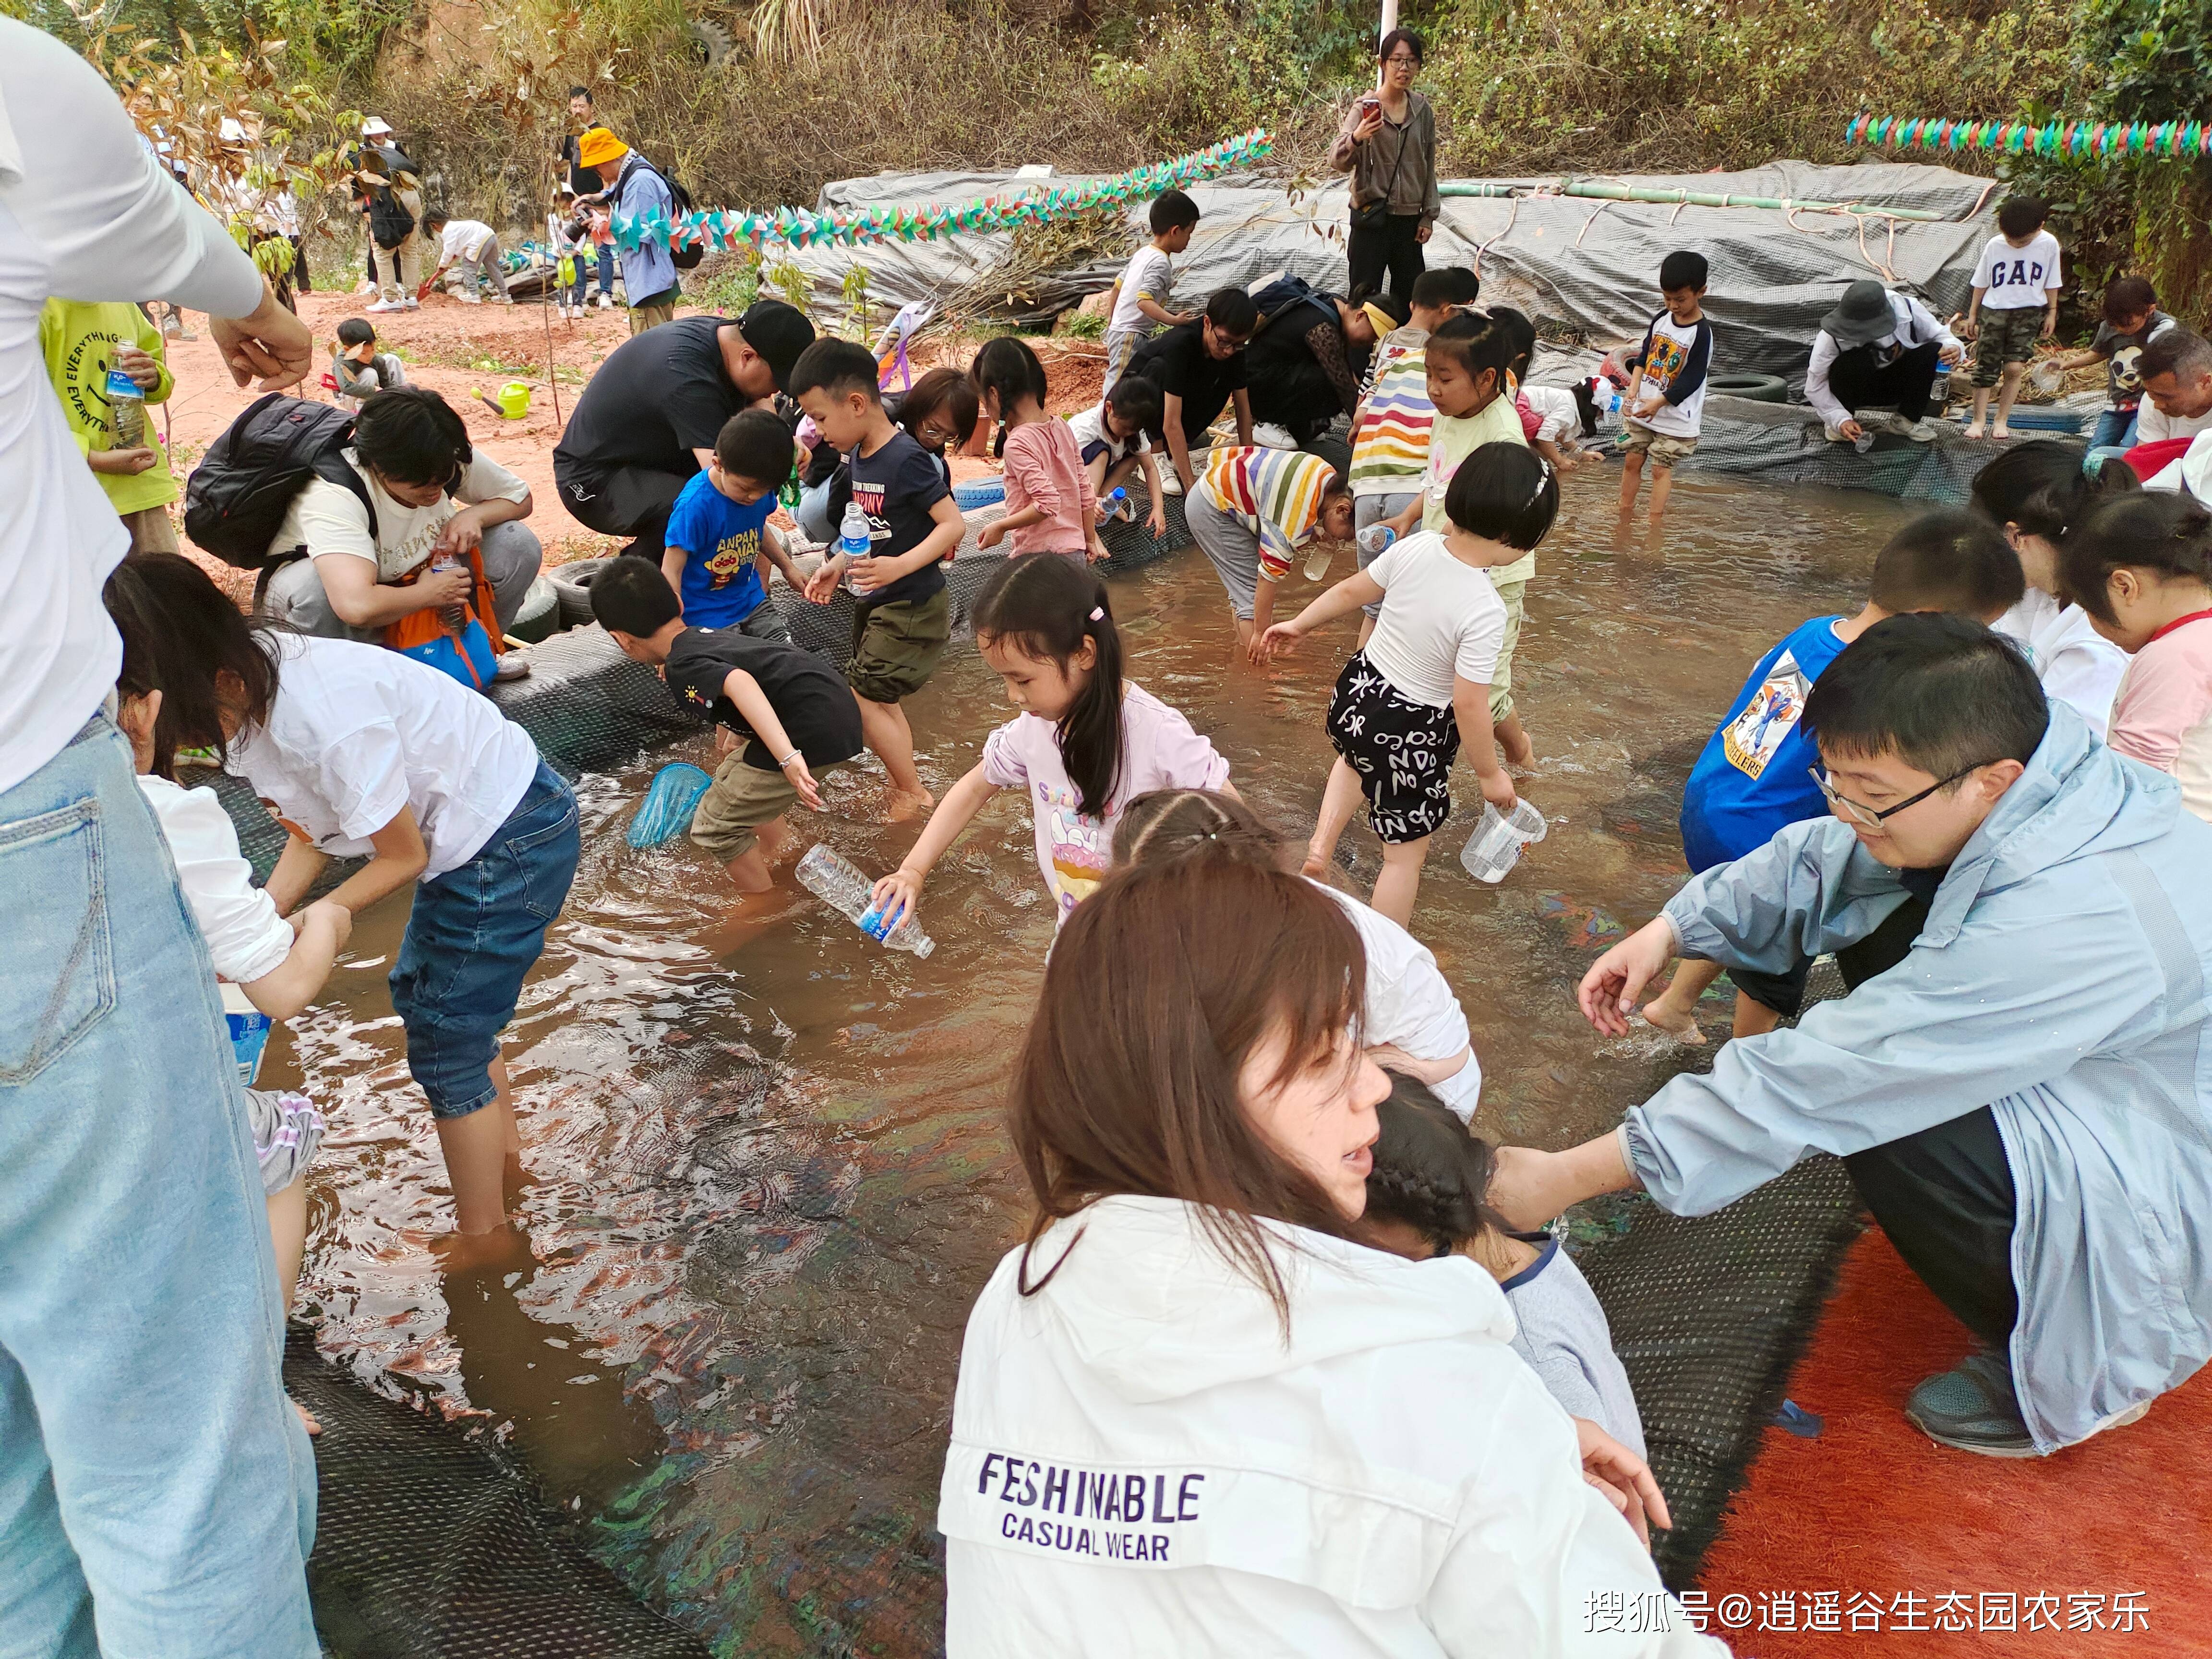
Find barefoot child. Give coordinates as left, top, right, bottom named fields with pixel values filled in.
left=1640, top=511, right=2025, bottom=1042
left=868, top=556, right=1229, bottom=932
left=793, top=337, right=967, bottom=814
left=1960, top=197, right=2062, bottom=442
left=1618, top=252, right=1713, bottom=524
left=1111, top=788, right=1480, bottom=1119
left=123, top=553, right=579, bottom=1241
left=1069, top=374, right=1167, bottom=537
left=1186, top=445, right=1357, bottom=662
left=796, top=367, right=977, bottom=543
left=1262, top=442, right=1555, bottom=927
left=971, top=336, right=1105, bottom=564
left=592, top=559, right=865, bottom=888
left=662, top=409, right=806, bottom=637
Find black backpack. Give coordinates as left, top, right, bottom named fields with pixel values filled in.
left=184, top=394, right=376, bottom=569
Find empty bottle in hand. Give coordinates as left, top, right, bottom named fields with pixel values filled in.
left=839, top=502, right=874, bottom=597
left=795, top=844, right=937, bottom=958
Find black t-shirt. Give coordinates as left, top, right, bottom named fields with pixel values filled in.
left=663, top=627, right=864, bottom=770
left=557, top=128, right=602, bottom=197
left=1129, top=321, right=1249, bottom=443
left=844, top=429, right=951, bottom=610
left=553, top=316, right=743, bottom=485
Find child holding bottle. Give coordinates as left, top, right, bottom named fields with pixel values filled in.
left=971, top=336, right=1106, bottom=565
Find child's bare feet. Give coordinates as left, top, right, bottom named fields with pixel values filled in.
left=1990, top=424, right=2014, bottom=441
left=293, top=1396, right=322, bottom=1438
left=1300, top=850, right=1330, bottom=881
left=1960, top=422, right=1987, bottom=440
left=1635, top=999, right=1707, bottom=1046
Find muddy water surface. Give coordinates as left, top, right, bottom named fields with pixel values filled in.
left=265, top=469, right=1910, bottom=1655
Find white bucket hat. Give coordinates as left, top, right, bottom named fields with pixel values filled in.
left=361, top=116, right=394, bottom=137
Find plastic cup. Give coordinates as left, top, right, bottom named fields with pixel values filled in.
left=1460, top=797, right=1548, bottom=884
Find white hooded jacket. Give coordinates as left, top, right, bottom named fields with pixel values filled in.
left=939, top=1195, right=1728, bottom=1657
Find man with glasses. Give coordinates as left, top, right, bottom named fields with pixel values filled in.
left=1493, top=614, right=2212, bottom=1460
left=1128, top=288, right=1259, bottom=497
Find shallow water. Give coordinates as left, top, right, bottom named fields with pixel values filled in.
left=269, top=469, right=1910, bottom=1654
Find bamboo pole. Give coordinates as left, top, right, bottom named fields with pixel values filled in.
left=1436, top=179, right=1951, bottom=223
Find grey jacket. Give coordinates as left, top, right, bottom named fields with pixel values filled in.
left=1625, top=702, right=2212, bottom=1451
left=1329, top=93, right=1440, bottom=227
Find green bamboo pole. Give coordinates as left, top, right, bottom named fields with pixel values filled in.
left=1437, top=179, right=1951, bottom=223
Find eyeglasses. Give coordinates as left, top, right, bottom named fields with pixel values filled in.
left=1205, top=323, right=1250, bottom=353
left=1808, top=764, right=1986, bottom=829
left=1383, top=52, right=1420, bottom=67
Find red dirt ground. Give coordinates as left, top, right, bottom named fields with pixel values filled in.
left=1694, top=1229, right=2212, bottom=1655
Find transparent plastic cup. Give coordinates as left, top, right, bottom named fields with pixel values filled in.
left=1459, top=797, right=1548, bottom=884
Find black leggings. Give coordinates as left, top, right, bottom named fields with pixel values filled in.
left=1827, top=339, right=1943, bottom=422
left=1346, top=212, right=1425, bottom=304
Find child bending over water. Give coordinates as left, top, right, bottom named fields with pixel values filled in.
left=972, top=336, right=1106, bottom=564
left=871, top=555, right=1230, bottom=932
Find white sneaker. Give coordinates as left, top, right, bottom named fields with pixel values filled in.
left=1159, top=468, right=1185, bottom=496
left=595, top=293, right=614, bottom=311
left=366, top=299, right=400, bottom=313
left=457, top=290, right=482, bottom=304
left=1252, top=422, right=1299, bottom=450
left=1900, top=418, right=1940, bottom=443
left=401, top=298, right=419, bottom=311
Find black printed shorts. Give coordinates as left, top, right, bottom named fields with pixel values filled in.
left=1326, top=651, right=1462, bottom=843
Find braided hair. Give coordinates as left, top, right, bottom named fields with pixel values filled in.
left=1363, top=1074, right=1513, bottom=1256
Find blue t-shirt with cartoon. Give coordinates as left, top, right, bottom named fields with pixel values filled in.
left=665, top=469, right=774, bottom=628
left=1680, top=615, right=1849, bottom=873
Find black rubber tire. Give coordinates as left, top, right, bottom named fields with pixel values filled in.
left=508, top=575, right=563, bottom=644
left=550, top=556, right=615, bottom=628
left=1708, top=373, right=1789, bottom=404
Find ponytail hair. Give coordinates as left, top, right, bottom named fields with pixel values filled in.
left=970, top=336, right=1049, bottom=461
left=2059, top=492, right=2212, bottom=626
left=1970, top=438, right=2139, bottom=545
left=972, top=554, right=1126, bottom=817
left=1110, top=787, right=1292, bottom=872
left=1424, top=309, right=1515, bottom=386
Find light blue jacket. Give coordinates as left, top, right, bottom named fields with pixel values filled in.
left=1625, top=701, right=2212, bottom=1451
left=610, top=153, right=677, bottom=307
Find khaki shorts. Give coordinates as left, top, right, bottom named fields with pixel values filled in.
left=121, top=504, right=179, bottom=553
left=846, top=587, right=950, bottom=704
left=691, top=750, right=848, bottom=864
left=1621, top=421, right=1698, bottom=468
left=1490, top=576, right=1527, bottom=725
left=629, top=300, right=677, bottom=335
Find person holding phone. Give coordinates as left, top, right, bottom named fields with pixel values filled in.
left=1328, top=28, right=1440, bottom=303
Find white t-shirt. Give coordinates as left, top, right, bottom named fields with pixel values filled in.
left=227, top=636, right=541, bottom=879
left=1362, top=530, right=1509, bottom=708
left=440, top=219, right=496, bottom=262
left=2136, top=400, right=2212, bottom=447
left=1993, top=586, right=2128, bottom=741
left=270, top=448, right=530, bottom=583
left=1972, top=230, right=2062, bottom=310
left=137, top=774, right=296, bottom=984
left=1520, top=385, right=1579, bottom=445
left=1108, top=246, right=1174, bottom=334
left=1313, top=882, right=1480, bottom=1119
left=1067, top=401, right=1151, bottom=466
left=0, top=18, right=264, bottom=794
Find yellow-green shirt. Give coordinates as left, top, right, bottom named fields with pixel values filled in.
left=1419, top=395, right=1533, bottom=584
left=39, top=298, right=177, bottom=517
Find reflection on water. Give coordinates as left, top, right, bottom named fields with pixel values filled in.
left=267, top=471, right=1909, bottom=1654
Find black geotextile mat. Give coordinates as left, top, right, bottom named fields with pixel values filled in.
left=285, top=1328, right=709, bottom=1659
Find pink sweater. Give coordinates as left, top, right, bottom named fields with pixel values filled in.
left=2109, top=610, right=2212, bottom=823
left=1001, top=419, right=1095, bottom=556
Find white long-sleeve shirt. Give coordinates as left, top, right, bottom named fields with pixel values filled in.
left=1802, top=289, right=1959, bottom=429
left=136, top=776, right=296, bottom=984
left=0, top=18, right=264, bottom=794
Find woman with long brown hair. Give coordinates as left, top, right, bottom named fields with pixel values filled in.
left=937, top=857, right=1720, bottom=1656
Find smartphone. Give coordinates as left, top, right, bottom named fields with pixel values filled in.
left=1357, top=92, right=1381, bottom=117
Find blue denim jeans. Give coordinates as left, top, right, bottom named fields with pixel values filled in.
left=2089, top=406, right=2139, bottom=452
left=390, top=761, right=580, bottom=1118
left=0, top=716, right=316, bottom=1657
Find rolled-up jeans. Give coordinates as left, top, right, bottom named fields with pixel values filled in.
left=262, top=518, right=543, bottom=641
left=0, top=715, right=317, bottom=1658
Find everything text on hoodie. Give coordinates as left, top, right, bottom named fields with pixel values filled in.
left=939, top=1194, right=1729, bottom=1658
left=1627, top=701, right=2212, bottom=1451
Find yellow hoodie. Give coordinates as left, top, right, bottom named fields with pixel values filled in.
left=38, top=298, right=177, bottom=517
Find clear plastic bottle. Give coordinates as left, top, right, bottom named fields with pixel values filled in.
left=795, top=844, right=937, bottom=958
left=1356, top=523, right=1396, bottom=558
left=105, top=366, right=145, bottom=449
left=1097, top=485, right=1133, bottom=524
left=1302, top=540, right=1333, bottom=581
left=429, top=553, right=470, bottom=633
left=1459, top=797, right=1549, bottom=884
left=839, top=501, right=874, bottom=597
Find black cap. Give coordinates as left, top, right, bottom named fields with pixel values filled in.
left=738, top=300, right=817, bottom=392
left=1822, top=280, right=1898, bottom=347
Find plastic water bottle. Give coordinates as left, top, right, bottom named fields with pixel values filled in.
left=1459, top=797, right=1549, bottom=884
left=1303, top=540, right=1333, bottom=581
left=839, top=501, right=874, bottom=596
left=795, top=844, right=937, bottom=958
left=1356, top=523, right=1396, bottom=558
left=430, top=553, right=469, bottom=633
left=105, top=367, right=145, bottom=449
left=1097, top=485, right=1133, bottom=524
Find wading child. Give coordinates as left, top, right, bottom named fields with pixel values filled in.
left=1364, top=1074, right=1646, bottom=1457
left=868, top=555, right=1230, bottom=932
left=331, top=315, right=407, bottom=409
left=1103, top=188, right=1200, bottom=395
left=592, top=558, right=865, bottom=890
left=105, top=564, right=353, bottom=1433
left=662, top=409, right=805, bottom=637
left=1488, top=305, right=1589, bottom=474
left=2048, top=275, right=2174, bottom=454
left=1187, top=444, right=1356, bottom=662
left=1262, top=443, right=1555, bottom=927
left=124, top=553, right=580, bottom=1244
left=794, top=338, right=967, bottom=815
left=1619, top=251, right=1713, bottom=523
left=1068, top=374, right=1167, bottom=538
left=1349, top=266, right=1482, bottom=645
left=39, top=295, right=177, bottom=552
left=1639, top=510, right=2026, bottom=1043
left=971, top=336, right=1106, bottom=564
left=1111, top=788, right=1480, bottom=1119
left=796, top=367, right=978, bottom=543
left=2061, top=492, right=2212, bottom=823
left=1970, top=439, right=2135, bottom=738
left=1961, top=196, right=2062, bottom=441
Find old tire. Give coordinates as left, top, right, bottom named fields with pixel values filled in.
left=1708, top=373, right=1788, bottom=404
left=508, top=575, right=562, bottom=644
left=550, top=556, right=616, bottom=628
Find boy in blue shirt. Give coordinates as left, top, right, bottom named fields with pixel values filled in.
left=1639, top=510, right=2024, bottom=1043
left=662, top=409, right=806, bottom=637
